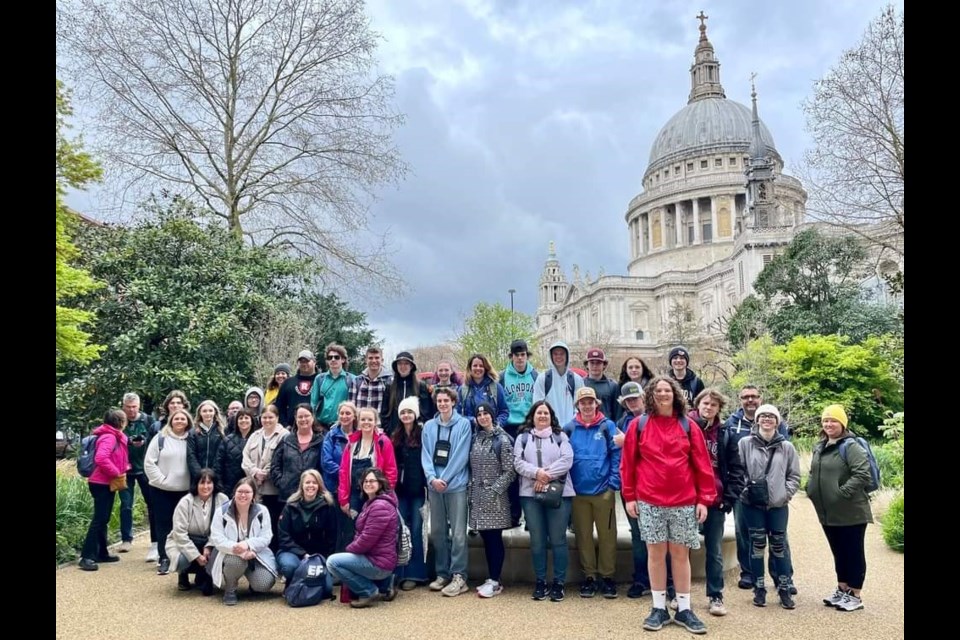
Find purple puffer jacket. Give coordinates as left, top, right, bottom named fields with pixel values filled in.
left=89, top=424, right=130, bottom=486
left=346, top=491, right=399, bottom=571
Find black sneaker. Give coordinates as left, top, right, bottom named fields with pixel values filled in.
left=157, top=558, right=171, bottom=575
left=778, top=588, right=796, bottom=610
left=787, top=580, right=798, bottom=595
left=549, top=580, right=565, bottom=602
left=600, top=577, right=618, bottom=599
left=627, top=583, right=651, bottom=599
left=177, top=571, right=192, bottom=591
left=78, top=558, right=99, bottom=572
left=753, top=588, right=767, bottom=607
left=738, top=575, right=754, bottom=590
left=532, top=579, right=548, bottom=601
left=97, top=554, right=121, bottom=563
left=642, top=607, right=672, bottom=631
left=579, top=577, right=597, bottom=598
left=673, top=609, right=707, bottom=635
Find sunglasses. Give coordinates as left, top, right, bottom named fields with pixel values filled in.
left=326, top=354, right=342, bottom=361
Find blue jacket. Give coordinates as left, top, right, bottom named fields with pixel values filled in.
left=457, top=376, right=508, bottom=428
left=500, top=363, right=538, bottom=426
left=320, top=425, right=350, bottom=494
left=421, top=410, right=472, bottom=494
left=564, top=412, right=621, bottom=495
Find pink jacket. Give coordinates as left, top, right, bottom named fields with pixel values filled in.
left=338, top=431, right=398, bottom=507
left=347, top=491, right=399, bottom=571
left=89, top=424, right=130, bottom=486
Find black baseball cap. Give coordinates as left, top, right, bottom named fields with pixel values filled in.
left=510, top=340, right=529, bottom=355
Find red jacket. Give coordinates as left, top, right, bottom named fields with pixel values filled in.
left=338, top=431, right=398, bottom=507
left=88, top=424, right=130, bottom=486
left=620, top=413, right=716, bottom=508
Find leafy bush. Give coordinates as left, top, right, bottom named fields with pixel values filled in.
left=873, top=442, right=903, bottom=489
left=56, top=464, right=145, bottom=564
left=882, top=491, right=904, bottom=552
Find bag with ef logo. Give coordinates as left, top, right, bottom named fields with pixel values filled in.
left=284, top=554, right=334, bottom=607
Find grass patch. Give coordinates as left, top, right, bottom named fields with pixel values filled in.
left=56, top=461, right=146, bottom=564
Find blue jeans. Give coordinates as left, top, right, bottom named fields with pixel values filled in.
left=743, top=504, right=790, bottom=591
left=735, top=501, right=793, bottom=584
left=119, top=473, right=155, bottom=543
left=277, top=551, right=304, bottom=583
left=327, top=553, right=393, bottom=599
left=622, top=494, right=673, bottom=594
left=702, top=506, right=726, bottom=598
left=522, top=496, right=572, bottom=583
left=394, top=493, right=428, bottom=583
left=429, top=489, right=469, bottom=580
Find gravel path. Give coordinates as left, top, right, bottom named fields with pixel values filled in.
left=56, top=495, right=903, bottom=640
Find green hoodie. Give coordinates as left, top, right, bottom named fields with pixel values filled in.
left=806, top=432, right=874, bottom=527
left=125, top=412, right=154, bottom=474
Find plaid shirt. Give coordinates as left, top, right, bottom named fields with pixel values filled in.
left=349, top=370, right=393, bottom=413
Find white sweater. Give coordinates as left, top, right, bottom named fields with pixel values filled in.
left=241, top=427, right=289, bottom=496
left=144, top=428, right=191, bottom=492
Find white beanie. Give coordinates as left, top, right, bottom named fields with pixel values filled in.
left=756, top=404, right=782, bottom=424
left=398, top=396, right=420, bottom=420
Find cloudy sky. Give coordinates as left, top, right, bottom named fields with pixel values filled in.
left=355, top=0, right=899, bottom=356
left=65, top=0, right=900, bottom=360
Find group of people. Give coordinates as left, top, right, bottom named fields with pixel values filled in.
left=77, top=341, right=876, bottom=630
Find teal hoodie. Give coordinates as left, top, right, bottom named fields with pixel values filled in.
left=501, top=362, right=538, bottom=425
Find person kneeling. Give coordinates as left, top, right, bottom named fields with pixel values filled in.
left=166, top=468, right=229, bottom=595
left=327, top=468, right=399, bottom=608
left=207, top=478, right=278, bottom=605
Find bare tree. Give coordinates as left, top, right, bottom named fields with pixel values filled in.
left=797, top=5, right=903, bottom=255
left=661, top=300, right=700, bottom=348
left=57, top=0, right=407, bottom=290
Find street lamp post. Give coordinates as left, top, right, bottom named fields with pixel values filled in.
left=508, top=289, right=516, bottom=334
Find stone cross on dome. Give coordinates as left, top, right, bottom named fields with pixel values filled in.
left=696, top=10, right=709, bottom=40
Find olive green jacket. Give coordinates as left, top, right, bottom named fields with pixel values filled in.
left=806, top=433, right=873, bottom=526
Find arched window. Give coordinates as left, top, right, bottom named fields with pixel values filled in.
left=635, top=330, right=645, bottom=340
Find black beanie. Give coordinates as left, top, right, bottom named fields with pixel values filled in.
left=668, top=346, right=690, bottom=365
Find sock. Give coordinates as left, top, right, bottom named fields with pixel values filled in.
left=677, top=593, right=691, bottom=612
left=653, top=590, right=667, bottom=609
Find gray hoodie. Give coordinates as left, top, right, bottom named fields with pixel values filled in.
left=532, top=340, right=584, bottom=427
left=738, top=429, right=801, bottom=508
left=244, top=386, right=265, bottom=416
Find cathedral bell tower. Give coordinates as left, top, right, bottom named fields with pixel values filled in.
left=537, top=241, right=569, bottom=328
left=745, top=80, right=776, bottom=228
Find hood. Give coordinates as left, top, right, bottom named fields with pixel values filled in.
left=573, top=411, right=607, bottom=428
left=92, top=424, right=125, bottom=440
left=327, top=425, right=351, bottom=442
left=750, top=427, right=786, bottom=447
left=673, top=368, right=699, bottom=384
left=547, top=340, right=571, bottom=373
left=371, top=490, right=399, bottom=509
left=244, top=386, right=264, bottom=404
left=688, top=409, right=721, bottom=431
left=361, top=367, right=392, bottom=381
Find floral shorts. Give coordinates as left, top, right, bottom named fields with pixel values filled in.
left=636, top=501, right=701, bottom=549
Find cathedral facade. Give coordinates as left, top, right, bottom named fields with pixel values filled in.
left=535, top=17, right=808, bottom=365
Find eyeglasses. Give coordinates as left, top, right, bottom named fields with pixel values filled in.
left=326, top=354, right=342, bottom=361
left=740, top=395, right=760, bottom=400
left=758, top=414, right=777, bottom=420
left=362, top=479, right=380, bottom=485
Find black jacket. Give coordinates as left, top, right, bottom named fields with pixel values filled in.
left=670, top=369, right=705, bottom=408
left=277, top=496, right=339, bottom=557
left=383, top=375, right=435, bottom=435
left=691, top=411, right=745, bottom=510
left=187, top=426, right=225, bottom=484
left=275, top=371, right=320, bottom=427
left=214, top=431, right=251, bottom=496
left=270, top=432, right=324, bottom=501
left=393, top=436, right=427, bottom=499
left=584, top=376, right=621, bottom=422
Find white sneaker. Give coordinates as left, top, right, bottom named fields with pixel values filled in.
left=708, top=596, right=728, bottom=616
left=119, top=541, right=132, bottom=553
left=835, top=593, right=864, bottom=611
left=442, top=574, right=469, bottom=597
left=145, top=543, right=159, bottom=563
left=475, top=578, right=494, bottom=592
left=823, top=588, right=846, bottom=606
left=428, top=576, right=450, bottom=591
left=477, top=580, right=503, bottom=598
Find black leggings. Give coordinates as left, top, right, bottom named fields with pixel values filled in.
left=151, top=488, right=188, bottom=561
left=480, top=529, right=505, bottom=582
left=822, top=523, right=867, bottom=589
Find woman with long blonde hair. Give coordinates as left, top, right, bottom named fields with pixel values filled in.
left=276, top=469, right=339, bottom=585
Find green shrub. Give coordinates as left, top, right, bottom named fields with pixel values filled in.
left=881, top=492, right=904, bottom=552
left=790, top=435, right=819, bottom=454
left=873, top=442, right=904, bottom=489
left=56, top=466, right=146, bottom=564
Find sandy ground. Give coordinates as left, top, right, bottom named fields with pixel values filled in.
left=56, top=495, right=903, bottom=640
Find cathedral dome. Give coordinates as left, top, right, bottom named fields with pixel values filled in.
left=646, top=98, right=779, bottom=171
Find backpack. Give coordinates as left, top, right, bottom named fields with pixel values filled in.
left=634, top=413, right=691, bottom=438
left=544, top=369, right=576, bottom=399
left=471, top=427, right=514, bottom=461
left=77, top=433, right=119, bottom=478
left=458, top=380, right=499, bottom=418
left=284, top=554, right=334, bottom=607
left=836, top=436, right=882, bottom=493
left=518, top=431, right=564, bottom=457
left=395, top=506, right=413, bottom=566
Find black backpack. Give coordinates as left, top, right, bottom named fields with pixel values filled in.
left=544, top=369, right=576, bottom=399
left=284, top=554, right=334, bottom=607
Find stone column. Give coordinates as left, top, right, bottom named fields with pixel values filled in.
left=674, top=204, right=683, bottom=247
left=710, top=196, right=718, bottom=242
left=629, top=219, right=636, bottom=258
left=692, top=198, right=701, bottom=244
left=646, top=211, right=654, bottom=253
